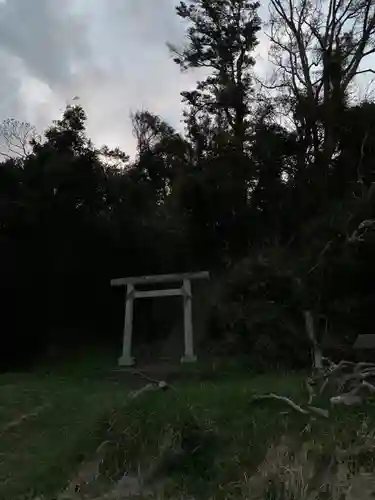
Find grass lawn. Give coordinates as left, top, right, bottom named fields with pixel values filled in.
left=1, top=359, right=375, bottom=500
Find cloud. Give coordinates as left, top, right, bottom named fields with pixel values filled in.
left=0, top=0, right=270, bottom=158
left=0, top=0, right=89, bottom=87
left=0, top=49, right=25, bottom=118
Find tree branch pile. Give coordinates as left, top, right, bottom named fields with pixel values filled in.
left=252, top=358, right=375, bottom=418
left=252, top=313, right=375, bottom=418
left=309, top=358, right=375, bottom=406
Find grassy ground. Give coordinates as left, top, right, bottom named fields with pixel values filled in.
left=1, top=357, right=375, bottom=499
left=101, top=376, right=375, bottom=499
left=0, top=372, right=129, bottom=499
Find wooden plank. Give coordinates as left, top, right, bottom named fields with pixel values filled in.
left=134, top=288, right=183, bottom=299
left=111, top=271, right=209, bottom=287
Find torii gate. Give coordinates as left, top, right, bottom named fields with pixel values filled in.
left=111, top=271, right=209, bottom=366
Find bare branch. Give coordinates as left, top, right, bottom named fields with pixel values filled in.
left=308, top=405, right=329, bottom=418
left=356, top=69, right=375, bottom=76
left=0, top=118, right=36, bottom=160
left=0, top=150, right=13, bottom=160
left=251, top=393, right=309, bottom=414
left=268, top=0, right=375, bottom=95
left=264, top=0, right=375, bottom=175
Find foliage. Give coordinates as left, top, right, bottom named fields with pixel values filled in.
left=209, top=251, right=310, bottom=368
left=169, top=0, right=261, bottom=150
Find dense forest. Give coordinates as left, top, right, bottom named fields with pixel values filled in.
left=1, top=0, right=375, bottom=370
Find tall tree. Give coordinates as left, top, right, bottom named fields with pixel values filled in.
left=267, top=0, right=375, bottom=201
left=169, top=0, right=261, bottom=152
left=166, top=0, right=262, bottom=264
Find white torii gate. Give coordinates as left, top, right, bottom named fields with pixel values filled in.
left=111, top=271, right=209, bottom=366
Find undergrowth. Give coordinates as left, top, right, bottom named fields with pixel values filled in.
left=86, top=377, right=375, bottom=499
left=2, top=372, right=375, bottom=499
left=87, top=377, right=309, bottom=499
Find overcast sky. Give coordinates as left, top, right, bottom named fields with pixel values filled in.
left=0, top=0, right=272, bottom=157
left=1, top=1, right=372, bottom=158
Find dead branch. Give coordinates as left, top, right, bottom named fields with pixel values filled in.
left=318, top=378, right=329, bottom=397
left=308, top=405, right=329, bottom=418
left=361, top=380, right=375, bottom=393
left=252, top=393, right=330, bottom=418
left=254, top=357, right=375, bottom=420
left=355, top=362, right=375, bottom=371
left=313, top=360, right=356, bottom=381
left=251, top=393, right=309, bottom=414
left=128, top=381, right=168, bottom=400
left=330, top=393, right=363, bottom=406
